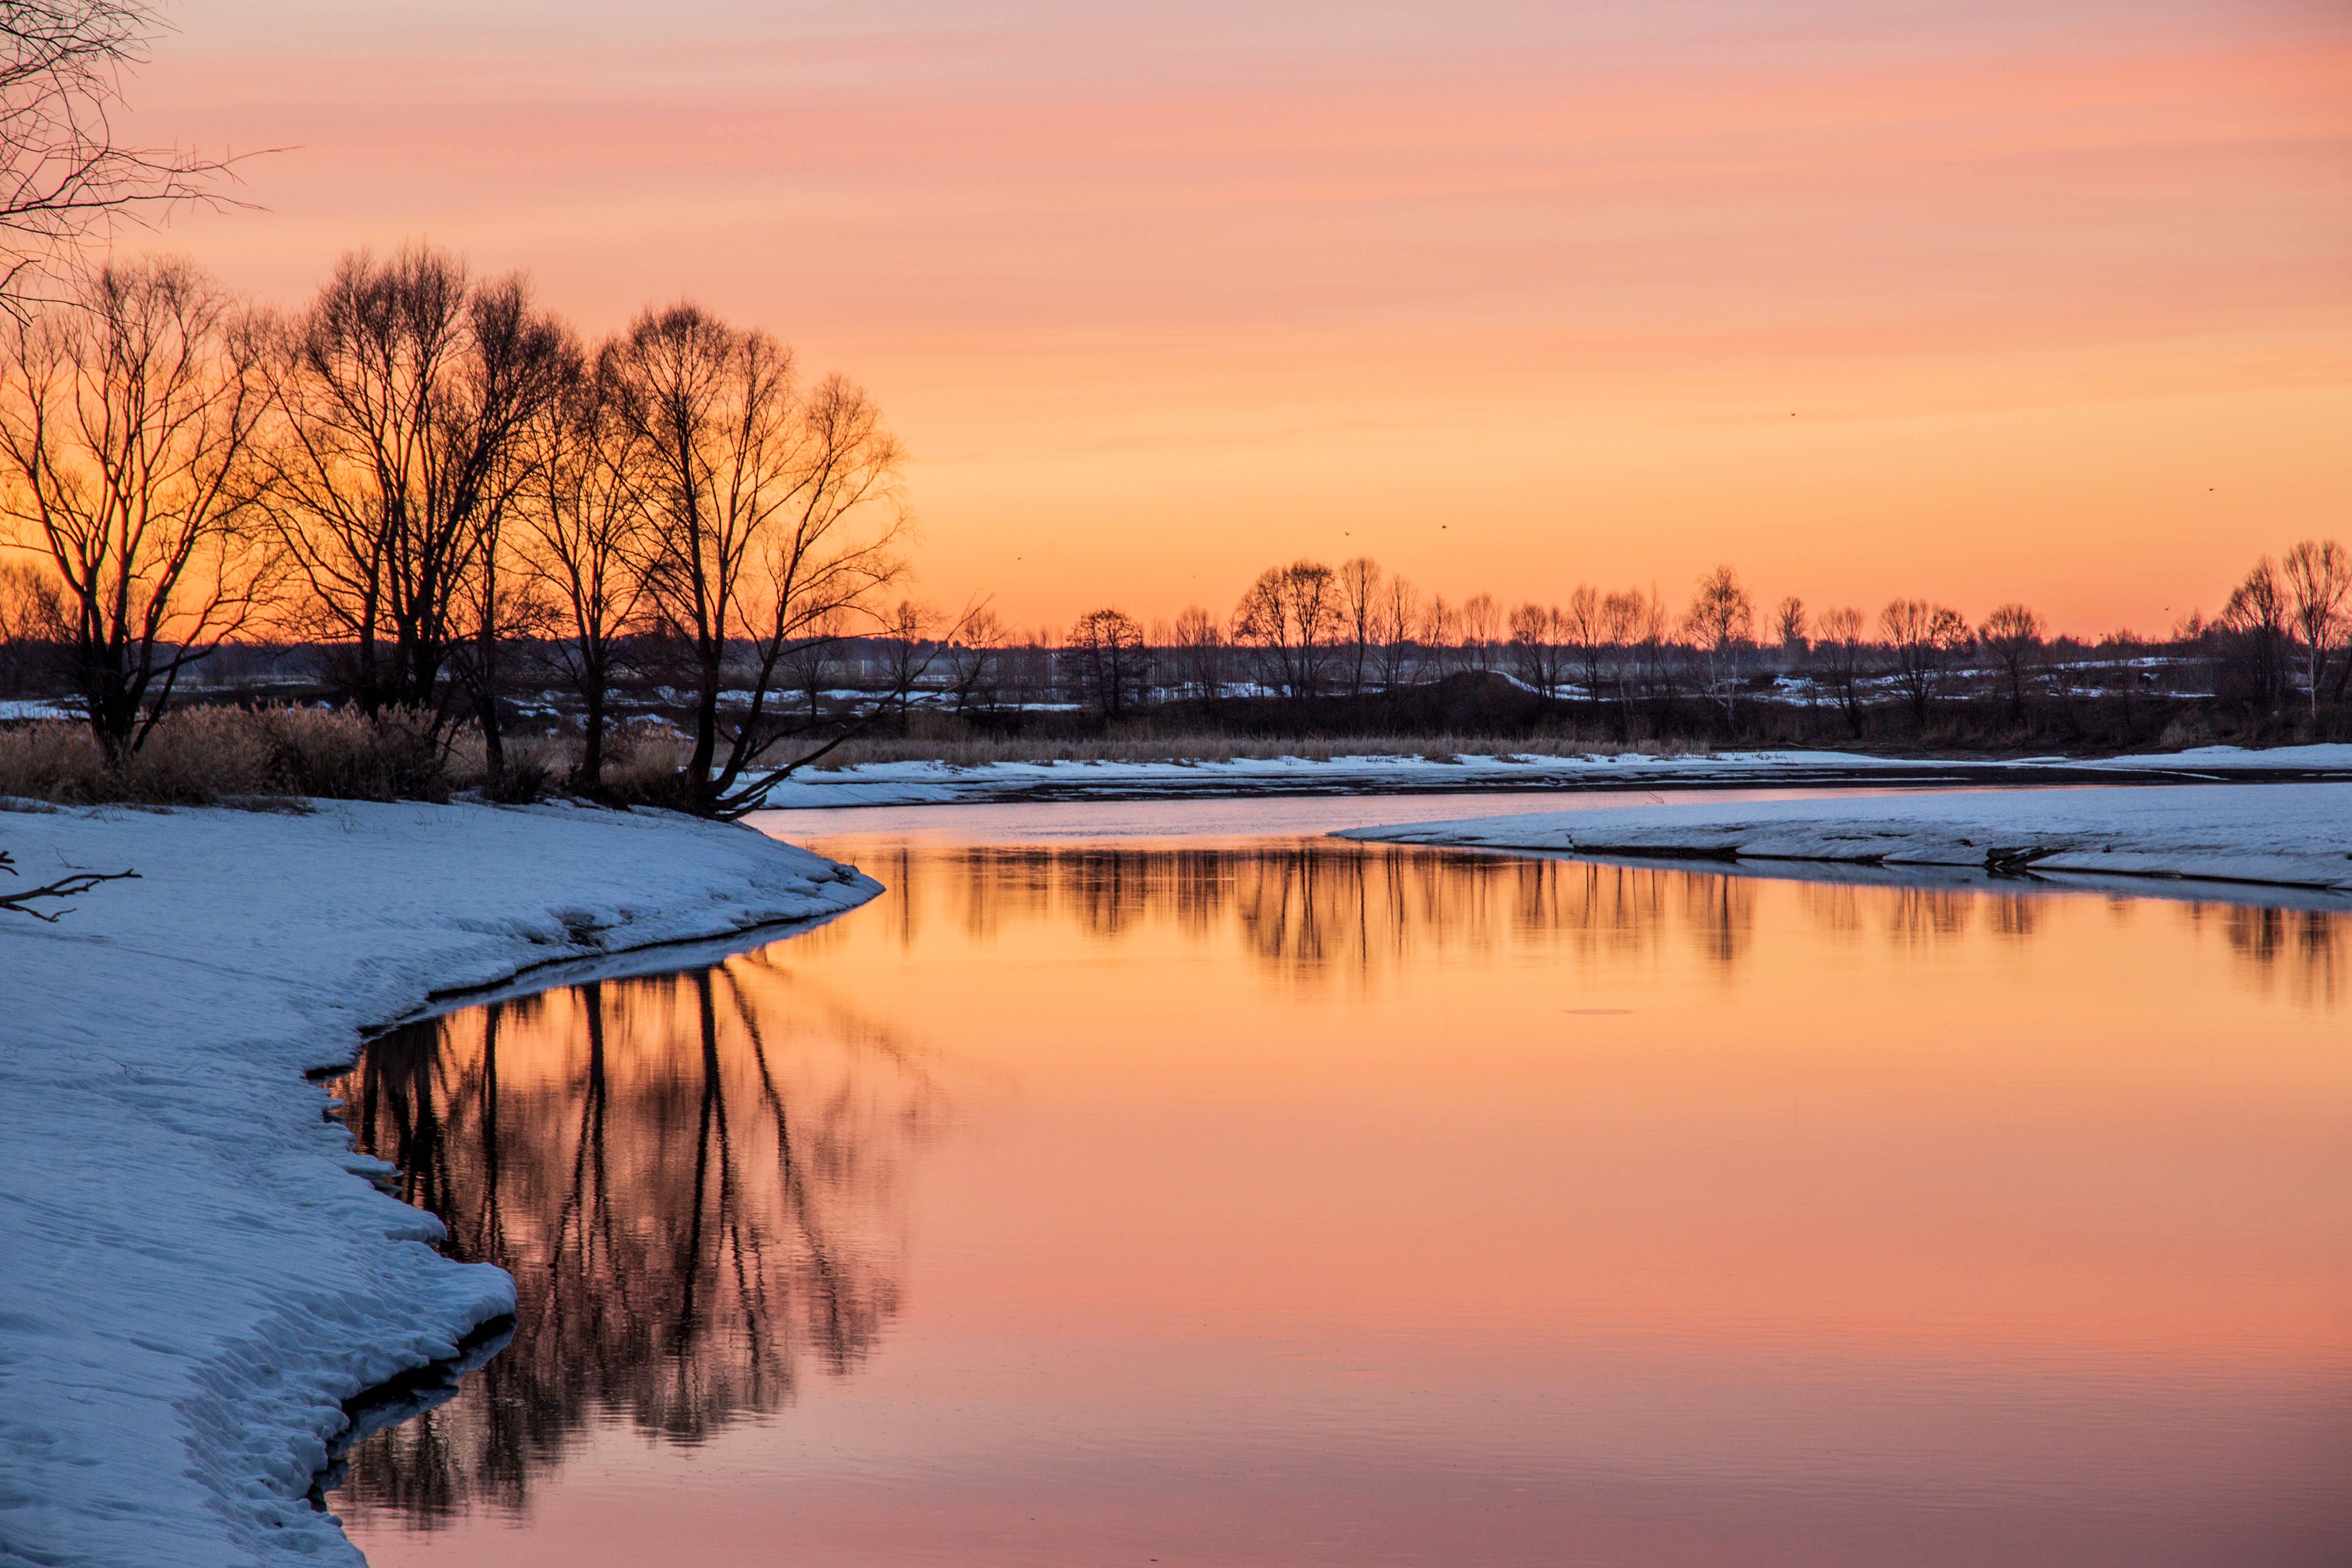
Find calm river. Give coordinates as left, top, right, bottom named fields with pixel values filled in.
left=329, top=793, right=2350, bottom=1567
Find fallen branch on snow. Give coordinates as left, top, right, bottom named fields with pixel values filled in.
left=0, top=849, right=140, bottom=921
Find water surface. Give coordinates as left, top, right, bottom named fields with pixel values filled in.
left=331, top=794, right=2351, bottom=1566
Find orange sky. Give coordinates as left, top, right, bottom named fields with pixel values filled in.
left=124, top=0, right=2351, bottom=636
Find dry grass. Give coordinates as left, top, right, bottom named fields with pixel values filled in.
left=0, top=706, right=457, bottom=806
left=798, top=731, right=1716, bottom=770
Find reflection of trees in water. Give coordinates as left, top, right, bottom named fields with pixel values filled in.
left=2205, top=904, right=2348, bottom=1007
left=808, top=843, right=2349, bottom=1005
left=799, top=842, right=1764, bottom=979
left=330, top=953, right=948, bottom=1529
left=1882, top=887, right=1975, bottom=948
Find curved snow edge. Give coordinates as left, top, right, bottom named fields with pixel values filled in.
left=0, top=799, right=879, bottom=1568
left=1335, top=783, right=2352, bottom=905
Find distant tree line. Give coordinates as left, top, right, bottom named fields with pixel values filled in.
left=990, top=544, right=2348, bottom=741
left=0, top=256, right=2342, bottom=782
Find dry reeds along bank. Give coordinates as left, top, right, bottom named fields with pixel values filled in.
left=1, top=707, right=499, bottom=806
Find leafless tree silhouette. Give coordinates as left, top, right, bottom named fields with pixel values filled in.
left=1773, top=594, right=1807, bottom=656
left=2280, top=538, right=2349, bottom=717
left=1880, top=597, right=1971, bottom=727
left=0, top=2, right=240, bottom=311
left=1814, top=605, right=1867, bottom=736
left=0, top=257, right=274, bottom=758
left=518, top=357, right=647, bottom=789
left=1169, top=603, right=1226, bottom=700
left=1232, top=559, right=1339, bottom=699
left=1067, top=605, right=1147, bottom=720
left=1978, top=602, right=2044, bottom=722
left=1334, top=555, right=1380, bottom=698
left=2219, top=556, right=2290, bottom=712
left=263, top=249, right=573, bottom=729
left=1506, top=601, right=1567, bottom=697
left=1682, top=564, right=1754, bottom=725
left=607, top=302, right=910, bottom=815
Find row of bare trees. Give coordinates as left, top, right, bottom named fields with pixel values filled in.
left=2213, top=541, right=2352, bottom=717
left=0, top=251, right=936, bottom=813
left=1026, top=544, right=2347, bottom=732
left=1049, top=559, right=2031, bottom=730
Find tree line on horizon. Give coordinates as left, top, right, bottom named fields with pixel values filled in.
left=1035, top=544, right=2349, bottom=733
left=0, top=237, right=2341, bottom=794
left=0, top=240, right=2341, bottom=797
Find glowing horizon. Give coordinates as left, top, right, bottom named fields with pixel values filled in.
left=121, top=0, right=2351, bottom=638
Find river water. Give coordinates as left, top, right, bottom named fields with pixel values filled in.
left=328, top=793, right=2350, bottom=1566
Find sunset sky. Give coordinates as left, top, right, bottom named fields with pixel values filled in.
left=127, top=0, right=2350, bottom=637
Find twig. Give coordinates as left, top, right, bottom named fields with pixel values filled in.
left=0, top=847, right=139, bottom=920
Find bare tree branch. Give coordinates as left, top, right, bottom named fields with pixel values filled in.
left=0, top=844, right=136, bottom=918
left=0, top=2, right=250, bottom=317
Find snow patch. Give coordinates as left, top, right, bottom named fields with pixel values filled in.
left=1338, top=783, right=2352, bottom=900
left=0, top=800, right=877, bottom=1567
left=753, top=745, right=2352, bottom=809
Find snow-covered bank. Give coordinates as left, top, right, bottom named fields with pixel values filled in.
left=0, top=800, right=877, bottom=1568
left=754, top=744, right=2352, bottom=809
left=1338, top=783, right=2352, bottom=901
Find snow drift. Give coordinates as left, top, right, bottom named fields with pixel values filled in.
left=1338, top=782, right=2352, bottom=900
left=0, top=799, right=876, bottom=1567
left=753, top=744, right=2352, bottom=809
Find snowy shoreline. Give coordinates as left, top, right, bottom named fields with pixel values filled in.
left=754, top=744, right=2352, bottom=809
left=0, top=800, right=877, bottom=1568
left=1336, top=782, right=2352, bottom=905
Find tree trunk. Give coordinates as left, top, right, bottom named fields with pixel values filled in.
left=579, top=678, right=607, bottom=791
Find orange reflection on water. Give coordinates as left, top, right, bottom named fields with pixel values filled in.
left=337, top=840, right=2352, bottom=1567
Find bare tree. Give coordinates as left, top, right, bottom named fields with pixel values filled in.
left=1459, top=591, right=1500, bottom=672
left=2280, top=538, right=2349, bottom=718
left=1558, top=583, right=1605, bottom=702
left=265, top=248, right=569, bottom=723
left=446, top=279, right=579, bottom=778
left=1815, top=605, right=1867, bottom=735
left=1598, top=586, right=1649, bottom=731
left=874, top=599, right=940, bottom=722
left=939, top=604, right=1006, bottom=720
left=1335, top=554, right=1380, bottom=698
left=1419, top=592, right=1458, bottom=679
left=1232, top=559, right=1338, bottom=699
left=0, top=2, right=238, bottom=310
left=1977, top=602, right=2044, bottom=722
left=608, top=303, right=908, bottom=815
left=519, top=358, right=645, bottom=789
left=1371, top=574, right=1420, bottom=691
left=1880, top=597, right=1971, bottom=727
left=1169, top=603, right=1225, bottom=700
left=1773, top=595, right=1807, bottom=657
left=1067, top=606, right=1146, bottom=721
left=1682, top=564, right=1754, bottom=726
left=1506, top=602, right=1566, bottom=697
left=2218, top=557, right=2290, bottom=713
left=779, top=607, right=847, bottom=724
left=0, top=553, right=63, bottom=691
left=0, top=257, right=273, bottom=759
